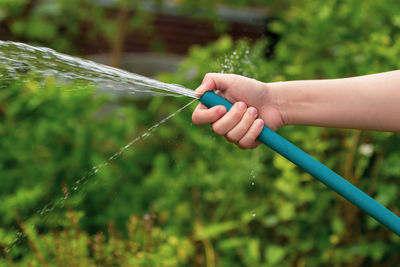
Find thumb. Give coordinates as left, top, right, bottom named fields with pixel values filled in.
left=196, top=73, right=236, bottom=94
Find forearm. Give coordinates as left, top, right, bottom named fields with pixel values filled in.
left=269, top=70, right=400, bottom=131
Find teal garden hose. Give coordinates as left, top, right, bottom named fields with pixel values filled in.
left=199, top=91, right=400, bottom=236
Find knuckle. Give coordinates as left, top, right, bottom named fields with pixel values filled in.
left=204, top=73, right=212, bottom=80
left=225, top=132, right=238, bottom=143
left=212, top=124, right=225, bottom=136
left=191, top=113, right=200, bottom=125
left=204, top=72, right=217, bottom=81
left=238, top=139, right=250, bottom=150
left=237, top=142, right=248, bottom=150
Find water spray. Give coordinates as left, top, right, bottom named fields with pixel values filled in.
left=199, top=91, right=400, bottom=236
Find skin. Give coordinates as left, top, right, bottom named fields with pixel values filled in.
left=192, top=71, right=400, bottom=149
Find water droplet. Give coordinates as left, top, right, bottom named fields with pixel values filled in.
left=251, top=211, right=256, bottom=217
left=251, top=181, right=255, bottom=186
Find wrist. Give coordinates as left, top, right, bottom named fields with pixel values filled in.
left=265, top=81, right=292, bottom=126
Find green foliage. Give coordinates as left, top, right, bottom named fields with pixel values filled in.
left=1, top=0, right=400, bottom=266
left=0, top=0, right=157, bottom=53
left=270, top=0, right=400, bottom=79
left=3, top=210, right=193, bottom=266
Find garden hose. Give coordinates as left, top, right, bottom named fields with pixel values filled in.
left=199, top=91, right=400, bottom=236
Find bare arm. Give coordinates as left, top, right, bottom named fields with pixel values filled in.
left=192, top=71, right=400, bottom=149
left=272, top=70, right=400, bottom=131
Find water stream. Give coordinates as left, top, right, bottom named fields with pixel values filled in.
left=1, top=41, right=261, bottom=254
left=0, top=41, right=199, bottom=98
left=0, top=41, right=200, bottom=252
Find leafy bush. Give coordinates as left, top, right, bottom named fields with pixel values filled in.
left=3, top=210, right=193, bottom=266
left=1, top=0, right=400, bottom=266
left=159, top=35, right=400, bottom=266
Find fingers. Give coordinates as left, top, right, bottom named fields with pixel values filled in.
left=192, top=103, right=227, bottom=126
left=237, top=119, right=264, bottom=149
left=225, top=107, right=258, bottom=142
left=193, top=101, right=264, bottom=149
left=212, top=102, right=247, bottom=135
left=212, top=103, right=264, bottom=149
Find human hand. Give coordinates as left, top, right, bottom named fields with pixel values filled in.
left=192, top=73, right=284, bottom=149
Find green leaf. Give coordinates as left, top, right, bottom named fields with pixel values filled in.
left=265, top=245, right=288, bottom=265
left=196, top=221, right=239, bottom=240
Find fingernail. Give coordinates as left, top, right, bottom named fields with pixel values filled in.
left=238, top=102, right=246, bottom=110
left=195, top=84, right=205, bottom=93
left=217, top=107, right=226, bottom=116
left=248, top=107, right=257, bottom=116
left=257, top=119, right=264, bottom=127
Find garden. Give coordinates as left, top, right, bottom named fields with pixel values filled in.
left=0, top=0, right=400, bottom=266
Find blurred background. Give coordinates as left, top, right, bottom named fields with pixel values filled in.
left=0, top=0, right=400, bottom=266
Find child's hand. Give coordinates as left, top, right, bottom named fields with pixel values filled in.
left=192, top=73, right=284, bottom=149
